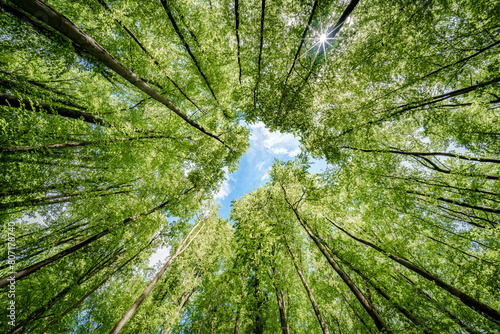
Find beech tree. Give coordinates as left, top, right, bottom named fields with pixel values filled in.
left=1, top=0, right=499, bottom=333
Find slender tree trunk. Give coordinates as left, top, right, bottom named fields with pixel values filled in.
left=268, top=259, right=290, bottom=334
left=280, top=186, right=392, bottom=332
left=0, top=186, right=195, bottom=288
left=0, top=185, right=131, bottom=209
left=234, top=0, right=242, bottom=84
left=40, top=237, right=156, bottom=331
left=11, top=248, right=122, bottom=333
left=409, top=190, right=500, bottom=214
left=422, top=233, right=492, bottom=264
left=9, top=286, right=71, bottom=334
left=285, top=243, right=330, bottom=334
left=0, top=93, right=107, bottom=126
left=337, top=76, right=500, bottom=139
left=274, top=287, right=290, bottom=334
left=197, top=294, right=213, bottom=334
left=338, top=287, right=376, bottom=334
left=15, top=0, right=228, bottom=148
left=330, top=248, right=430, bottom=333
left=253, top=0, right=266, bottom=108
left=304, top=0, right=359, bottom=80
left=342, top=145, right=500, bottom=164
left=109, top=219, right=205, bottom=333
left=0, top=179, right=99, bottom=198
left=162, top=268, right=202, bottom=333
left=380, top=173, right=500, bottom=201
left=234, top=265, right=247, bottom=334
left=1, top=135, right=174, bottom=153
left=160, top=0, right=218, bottom=104
left=95, top=0, right=205, bottom=115
left=163, top=287, right=197, bottom=334
left=397, top=273, right=479, bottom=334
left=209, top=292, right=224, bottom=334
left=326, top=217, right=500, bottom=322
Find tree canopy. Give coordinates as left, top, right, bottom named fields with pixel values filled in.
left=1, top=0, right=499, bottom=333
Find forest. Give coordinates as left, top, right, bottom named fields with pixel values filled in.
left=0, top=0, right=499, bottom=333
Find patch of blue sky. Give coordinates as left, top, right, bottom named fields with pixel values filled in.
left=215, top=122, right=327, bottom=219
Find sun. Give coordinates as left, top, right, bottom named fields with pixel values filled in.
left=319, top=34, right=327, bottom=44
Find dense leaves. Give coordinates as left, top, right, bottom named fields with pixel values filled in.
left=1, top=0, right=499, bottom=333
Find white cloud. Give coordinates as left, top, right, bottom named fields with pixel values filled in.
left=214, top=167, right=235, bottom=202
left=250, top=122, right=301, bottom=157
left=261, top=173, right=270, bottom=182
left=255, top=161, right=266, bottom=171
left=149, top=246, right=171, bottom=267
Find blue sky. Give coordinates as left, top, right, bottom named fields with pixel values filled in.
left=150, top=122, right=327, bottom=265
left=214, top=122, right=327, bottom=219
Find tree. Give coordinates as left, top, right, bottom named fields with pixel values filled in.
left=1, top=0, right=499, bottom=332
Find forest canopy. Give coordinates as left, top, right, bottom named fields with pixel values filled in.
left=0, top=0, right=499, bottom=333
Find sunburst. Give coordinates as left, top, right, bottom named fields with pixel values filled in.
left=298, top=18, right=345, bottom=68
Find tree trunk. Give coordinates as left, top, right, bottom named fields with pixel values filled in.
left=1, top=185, right=131, bottom=210
left=397, top=273, right=479, bottom=334
left=330, top=248, right=430, bottom=333
left=409, top=190, right=500, bottom=213
left=15, top=0, right=228, bottom=148
left=40, top=237, right=156, bottom=331
left=326, top=217, right=500, bottom=323
left=233, top=265, right=246, bottom=334
left=280, top=186, right=392, bottom=332
left=0, top=186, right=195, bottom=288
left=162, top=268, right=202, bottom=333
left=163, top=287, right=197, bottom=334
left=285, top=243, right=330, bottom=334
left=9, top=286, right=71, bottom=334
left=0, top=93, right=107, bottom=126
left=275, top=287, right=290, bottom=334
left=197, top=294, right=213, bottom=334
left=160, top=0, right=218, bottom=104
left=1, top=134, right=174, bottom=153
left=96, top=0, right=204, bottom=115
left=342, top=145, right=500, bottom=164
left=209, top=293, right=224, bottom=334
left=109, top=219, right=205, bottom=333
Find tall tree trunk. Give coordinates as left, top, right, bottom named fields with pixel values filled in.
left=0, top=93, right=107, bottom=126
left=274, top=287, right=290, bottom=334
left=197, top=294, right=213, bottom=334
left=329, top=248, right=430, bottom=333
left=162, top=268, right=201, bottom=333
left=0, top=186, right=195, bottom=288
left=1, top=134, right=175, bottom=153
left=109, top=219, right=205, bottom=333
left=9, top=286, right=71, bottom=334
left=160, top=0, right=218, bottom=104
left=409, top=190, right=500, bottom=213
left=252, top=0, right=265, bottom=108
left=397, top=273, right=479, bottom=334
left=40, top=237, right=157, bottom=332
left=285, top=243, right=330, bottom=334
left=326, top=217, right=500, bottom=323
left=15, top=0, right=228, bottom=148
left=342, top=145, right=500, bottom=164
left=337, top=287, right=376, bottom=334
left=234, top=265, right=246, bottom=334
left=336, top=76, right=500, bottom=140
left=95, top=0, right=204, bottom=115
left=209, top=292, right=224, bottom=334
left=163, top=287, right=197, bottom=334
left=234, top=0, right=242, bottom=84
left=0, top=185, right=131, bottom=210
left=280, top=185, right=392, bottom=332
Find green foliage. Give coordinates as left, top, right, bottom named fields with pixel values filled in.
left=0, top=0, right=499, bottom=333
